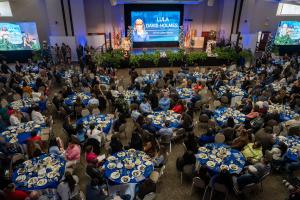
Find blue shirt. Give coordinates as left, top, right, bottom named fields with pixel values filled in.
left=140, top=102, right=152, bottom=113
left=159, top=98, right=171, bottom=111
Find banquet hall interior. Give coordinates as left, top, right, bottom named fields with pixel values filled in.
left=1, top=0, right=300, bottom=200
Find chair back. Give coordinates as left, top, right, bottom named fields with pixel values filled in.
left=213, top=183, right=228, bottom=193
left=192, top=177, right=206, bottom=189
left=259, top=171, right=270, bottom=182
left=182, top=164, right=195, bottom=175
left=143, top=192, right=156, bottom=200
left=214, top=133, right=225, bottom=143
left=81, top=109, right=90, bottom=117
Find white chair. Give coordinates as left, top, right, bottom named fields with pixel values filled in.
left=190, top=177, right=208, bottom=200
left=81, top=109, right=90, bottom=117
left=143, top=192, right=156, bottom=200
left=214, top=133, right=225, bottom=143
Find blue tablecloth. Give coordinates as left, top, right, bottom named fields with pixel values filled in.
left=268, top=104, right=300, bottom=122
left=0, top=121, right=46, bottom=144
left=10, top=98, right=43, bottom=113
left=213, top=107, right=246, bottom=127
left=146, top=111, right=181, bottom=131
left=275, top=136, right=300, bottom=162
left=176, top=88, right=194, bottom=100
left=138, top=73, right=161, bottom=85
left=64, top=93, right=91, bottom=107
left=123, top=90, right=145, bottom=104
left=216, top=85, right=247, bottom=98
left=76, top=114, right=113, bottom=134
left=13, top=154, right=66, bottom=191
left=99, top=75, right=110, bottom=85
left=196, top=143, right=246, bottom=174
left=103, top=150, right=154, bottom=184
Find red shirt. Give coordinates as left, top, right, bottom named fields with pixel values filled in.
left=5, top=190, right=29, bottom=200
left=27, top=135, right=42, bottom=142
left=172, top=104, right=184, bottom=114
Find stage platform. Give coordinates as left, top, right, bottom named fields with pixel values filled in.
left=131, top=47, right=204, bottom=55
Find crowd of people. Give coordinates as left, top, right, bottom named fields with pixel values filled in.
left=0, top=48, right=300, bottom=200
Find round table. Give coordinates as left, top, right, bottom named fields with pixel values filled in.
left=196, top=143, right=246, bottom=174
left=268, top=104, right=299, bottom=122
left=12, top=154, right=66, bottom=191
left=213, top=107, right=246, bottom=127
left=176, top=87, right=194, bottom=100
left=64, top=92, right=91, bottom=107
left=76, top=114, right=113, bottom=134
left=0, top=121, right=46, bottom=144
left=137, top=73, right=160, bottom=85
left=103, top=150, right=154, bottom=184
left=217, top=85, right=247, bottom=98
left=10, top=97, right=40, bottom=113
left=275, top=136, right=300, bottom=162
left=146, top=110, right=181, bottom=131
left=123, top=90, right=145, bottom=104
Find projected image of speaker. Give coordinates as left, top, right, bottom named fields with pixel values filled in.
left=274, top=21, right=300, bottom=46
left=0, top=22, right=40, bottom=51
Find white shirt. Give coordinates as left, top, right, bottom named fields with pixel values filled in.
left=31, top=110, right=45, bottom=124
left=9, top=114, right=20, bottom=126
left=87, top=128, right=105, bottom=144
left=131, top=110, right=141, bottom=121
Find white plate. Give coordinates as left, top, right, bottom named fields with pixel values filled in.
left=108, top=163, right=116, bottom=169
left=110, top=171, right=120, bottom=179
left=37, top=179, right=47, bottom=186
left=121, top=176, right=130, bottom=183
left=132, top=170, right=141, bottom=177
left=16, top=175, right=26, bottom=182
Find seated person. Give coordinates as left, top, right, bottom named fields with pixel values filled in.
left=152, top=145, right=167, bottom=168
left=234, top=158, right=271, bottom=190
left=143, top=135, right=159, bottom=158
left=158, top=121, right=173, bottom=142
left=9, top=110, right=21, bottom=126
left=48, top=137, right=64, bottom=155
left=195, top=166, right=211, bottom=186
left=86, top=178, right=107, bottom=200
left=75, top=124, right=86, bottom=143
left=109, top=135, right=123, bottom=154
left=113, top=113, right=126, bottom=132
left=65, top=140, right=81, bottom=168
left=184, top=133, right=198, bottom=153
left=86, top=124, right=105, bottom=145
left=63, top=115, right=76, bottom=136
left=176, top=150, right=196, bottom=171
left=4, top=183, right=29, bottom=200
left=85, top=145, right=100, bottom=166
left=28, top=128, right=42, bottom=142
left=242, top=141, right=263, bottom=164
left=172, top=100, right=185, bottom=114
left=139, top=98, right=153, bottom=114
left=136, top=177, right=157, bottom=200
left=142, top=118, right=157, bottom=134
left=158, top=96, right=171, bottom=111
left=231, top=129, right=249, bottom=151
left=31, top=106, right=45, bottom=124
left=129, top=129, right=143, bottom=151
left=211, top=169, right=233, bottom=190
left=130, top=103, right=141, bottom=121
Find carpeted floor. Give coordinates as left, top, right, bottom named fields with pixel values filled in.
left=51, top=67, right=291, bottom=200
